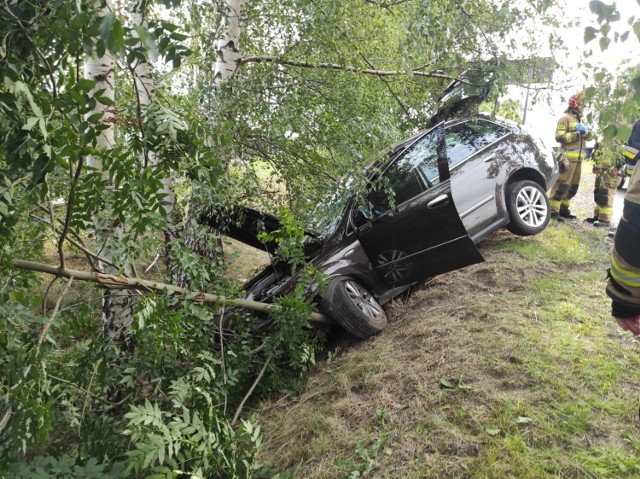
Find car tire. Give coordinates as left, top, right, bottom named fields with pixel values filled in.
left=325, top=278, right=387, bottom=339
left=505, top=180, right=550, bottom=236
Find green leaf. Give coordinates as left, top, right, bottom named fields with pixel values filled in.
left=169, top=32, right=189, bottom=41
left=631, top=75, right=640, bottom=96
left=100, top=13, right=125, bottom=54
left=22, top=117, right=39, bottom=131
left=584, top=26, right=598, bottom=44
left=598, top=36, right=611, bottom=51
left=133, top=25, right=158, bottom=62
left=485, top=426, right=501, bottom=436
left=77, top=79, right=97, bottom=92
left=617, top=125, right=631, bottom=142
left=588, top=0, right=605, bottom=14
left=95, top=95, right=114, bottom=106
left=440, top=379, right=455, bottom=389
left=87, top=112, right=103, bottom=123
left=602, top=125, right=617, bottom=140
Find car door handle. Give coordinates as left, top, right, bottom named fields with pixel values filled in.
left=427, top=194, right=449, bottom=208
left=483, top=154, right=496, bottom=163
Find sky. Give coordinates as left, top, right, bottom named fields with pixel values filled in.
left=511, top=0, right=639, bottom=144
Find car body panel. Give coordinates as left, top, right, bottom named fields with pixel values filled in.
left=354, top=178, right=483, bottom=287
left=204, top=114, right=557, bottom=329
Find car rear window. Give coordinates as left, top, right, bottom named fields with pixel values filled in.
left=466, top=120, right=509, bottom=149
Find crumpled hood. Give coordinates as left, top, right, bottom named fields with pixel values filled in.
left=200, top=206, right=321, bottom=257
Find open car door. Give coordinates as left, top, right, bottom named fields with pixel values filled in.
left=353, top=125, right=484, bottom=288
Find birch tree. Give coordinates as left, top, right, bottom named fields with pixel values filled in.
left=84, top=0, right=138, bottom=343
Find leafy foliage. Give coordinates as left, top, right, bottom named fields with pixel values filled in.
left=582, top=1, right=640, bottom=139
left=1, top=0, right=570, bottom=476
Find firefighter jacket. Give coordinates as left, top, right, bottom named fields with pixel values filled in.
left=623, top=120, right=640, bottom=165
left=607, top=164, right=640, bottom=317
left=555, top=109, right=593, bottom=159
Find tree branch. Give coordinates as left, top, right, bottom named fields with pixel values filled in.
left=3, top=2, right=58, bottom=98
left=11, top=259, right=332, bottom=324
left=232, top=356, right=271, bottom=426
left=37, top=277, right=74, bottom=349
left=34, top=205, right=117, bottom=271
left=239, top=56, right=465, bottom=82
left=57, top=156, right=84, bottom=271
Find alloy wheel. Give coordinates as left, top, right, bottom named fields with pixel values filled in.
left=515, top=185, right=547, bottom=228
left=344, top=280, right=383, bottom=318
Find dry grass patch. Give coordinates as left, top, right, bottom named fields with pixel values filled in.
left=255, top=221, right=640, bottom=478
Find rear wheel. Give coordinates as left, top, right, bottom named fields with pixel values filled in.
left=325, top=278, right=387, bottom=339
left=505, top=180, right=550, bottom=236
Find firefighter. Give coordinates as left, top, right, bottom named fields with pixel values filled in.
left=622, top=119, right=639, bottom=179
left=549, top=92, right=594, bottom=221
left=607, top=166, right=640, bottom=333
left=607, top=119, right=640, bottom=335
left=584, top=142, right=618, bottom=229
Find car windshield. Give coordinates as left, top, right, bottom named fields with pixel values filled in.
left=306, top=175, right=357, bottom=237
left=304, top=141, right=413, bottom=237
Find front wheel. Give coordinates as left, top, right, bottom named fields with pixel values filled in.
left=324, top=278, right=387, bottom=339
left=505, top=180, right=550, bottom=236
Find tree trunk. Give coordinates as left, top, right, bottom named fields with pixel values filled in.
left=213, top=0, right=244, bottom=87
left=173, top=0, right=245, bottom=290
left=132, top=9, right=175, bottom=214
left=85, top=0, right=134, bottom=345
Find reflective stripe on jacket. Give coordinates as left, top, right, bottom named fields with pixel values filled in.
left=555, top=110, right=592, bottom=155
left=624, top=120, right=640, bottom=164
left=607, top=163, right=640, bottom=312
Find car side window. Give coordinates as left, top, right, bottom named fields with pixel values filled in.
left=360, top=131, right=438, bottom=221
left=444, top=126, right=477, bottom=167
left=409, top=131, right=440, bottom=187
left=466, top=120, right=509, bottom=149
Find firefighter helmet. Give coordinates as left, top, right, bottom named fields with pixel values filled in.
left=568, top=92, right=584, bottom=110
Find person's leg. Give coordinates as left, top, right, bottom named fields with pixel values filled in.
left=594, top=170, right=617, bottom=227
left=549, top=156, right=574, bottom=218
left=560, top=160, right=580, bottom=219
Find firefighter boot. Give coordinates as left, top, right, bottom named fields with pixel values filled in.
left=559, top=207, right=577, bottom=220
left=593, top=220, right=611, bottom=228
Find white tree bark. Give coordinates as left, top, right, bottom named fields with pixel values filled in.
left=132, top=9, right=175, bottom=214
left=213, top=0, right=245, bottom=87
left=174, top=0, right=245, bottom=289
left=85, top=0, right=134, bottom=344
left=84, top=32, right=114, bottom=181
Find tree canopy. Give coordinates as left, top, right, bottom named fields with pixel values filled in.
left=2, top=0, right=637, bottom=477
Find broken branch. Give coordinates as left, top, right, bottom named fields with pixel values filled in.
left=11, top=259, right=331, bottom=324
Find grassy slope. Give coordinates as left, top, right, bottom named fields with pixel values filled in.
left=255, top=173, right=640, bottom=478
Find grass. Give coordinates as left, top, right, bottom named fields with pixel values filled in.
left=254, top=220, right=640, bottom=478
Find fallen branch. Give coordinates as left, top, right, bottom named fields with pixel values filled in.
left=11, top=259, right=332, bottom=324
